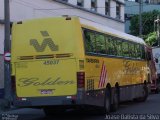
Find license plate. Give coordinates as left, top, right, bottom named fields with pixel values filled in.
left=39, top=89, right=54, bottom=95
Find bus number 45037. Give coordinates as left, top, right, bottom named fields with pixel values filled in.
left=43, top=60, right=59, bottom=65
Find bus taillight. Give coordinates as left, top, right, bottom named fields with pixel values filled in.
left=11, top=76, right=16, bottom=91
left=77, top=72, right=85, bottom=88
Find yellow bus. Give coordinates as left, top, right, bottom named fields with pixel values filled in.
left=11, top=16, right=150, bottom=114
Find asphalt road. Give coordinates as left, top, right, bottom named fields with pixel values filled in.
left=1, top=93, right=160, bottom=120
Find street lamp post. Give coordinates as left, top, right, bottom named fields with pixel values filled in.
left=139, top=0, right=143, bottom=37
left=154, top=16, right=160, bottom=46
left=4, top=0, right=11, bottom=109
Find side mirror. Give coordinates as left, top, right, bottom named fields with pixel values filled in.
left=147, top=52, right=151, bottom=60
left=155, top=58, right=158, bottom=63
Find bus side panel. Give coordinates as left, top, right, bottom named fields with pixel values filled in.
left=84, top=55, right=148, bottom=106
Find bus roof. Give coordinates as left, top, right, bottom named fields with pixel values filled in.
left=79, top=18, right=146, bottom=45
left=14, top=16, right=146, bottom=45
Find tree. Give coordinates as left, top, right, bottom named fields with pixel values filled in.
left=129, top=10, right=160, bottom=46
left=144, top=32, right=157, bottom=46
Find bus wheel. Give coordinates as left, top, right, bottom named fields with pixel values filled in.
left=141, top=84, right=148, bottom=102
left=111, top=88, right=119, bottom=112
left=104, top=88, right=111, bottom=114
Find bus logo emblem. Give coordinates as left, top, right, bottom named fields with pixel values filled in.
left=30, top=31, right=59, bottom=52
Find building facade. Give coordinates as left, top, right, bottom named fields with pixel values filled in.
left=148, top=0, right=160, bottom=4
left=0, top=0, right=125, bottom=97
left=125, top=0, right=160, bottom=33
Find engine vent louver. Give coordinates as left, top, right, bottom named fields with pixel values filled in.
left=17, top=53, right=73, bottom=60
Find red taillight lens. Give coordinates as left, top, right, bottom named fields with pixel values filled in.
left=77, top=72, right=85, bottom=88
left=11, top=76, right=16, bottom=91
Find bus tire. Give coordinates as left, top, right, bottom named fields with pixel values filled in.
left=141, top=84, right=148, bottom=102
left=111, top=88, right=119, bottom=112
left=104, top=88, right=111, bottom=114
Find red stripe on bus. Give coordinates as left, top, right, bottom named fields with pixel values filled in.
left=98, top=62, right=104, bottom=88
left=98, top=62, right=108, bottom=88
left=100, top=65, right=106, bottom=87
left=102, top=67, right=107, bottom=87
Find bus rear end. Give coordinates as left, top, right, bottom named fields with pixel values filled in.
left=11, top=17, right=85, bottom=109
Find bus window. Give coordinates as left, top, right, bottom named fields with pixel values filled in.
left=84, top=30, right=96, bottom=53
left=129, top=42, right=135, bottom=58
left=141, top=46, right=146, bottom=59
left=108, top=37, right=117, bottom=56
left=116, top=39, right=122, bottom=57
left=105, top=35, right=110, bottom=54
left=108, top=37, right=112, bottom=55
left=122, top=41, right=129, bottom=57
left=135, top=44, right=141, bottom=59
left=96, top=34, right=106, bottom=54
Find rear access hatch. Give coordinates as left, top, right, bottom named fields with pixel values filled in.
left=15, top=58, right=77, bottom=97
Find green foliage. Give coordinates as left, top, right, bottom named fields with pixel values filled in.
left=130, top=10, right=160, bottom=46
left=144, top=32, right=157, bottom=46
left=130, top=14, right=139, bottom=36
left=130, top=10, right=160, bottom=36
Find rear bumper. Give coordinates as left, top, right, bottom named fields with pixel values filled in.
left=12, top=89, right=85, bottom=108
left=12, top=89, right=106, bottom=108
left=12, top=96, right=84, bottom=108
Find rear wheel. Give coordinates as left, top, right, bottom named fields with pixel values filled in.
left=142, top=84, right=148, bottom=101
left=111, top=88, right=119, bottom=112
left=104, top=88, right=111, bottom=114
left=136, top=84, right=148, bottom=102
